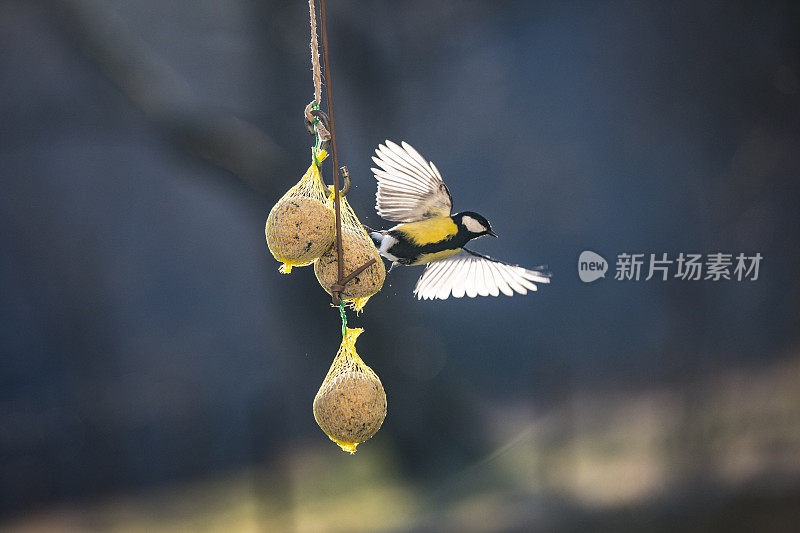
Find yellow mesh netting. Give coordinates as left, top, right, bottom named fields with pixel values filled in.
left=265, top=150, right=335, bottom=273
left=313, top=327, right=386, bottom=453
left=314, top=194, right=385, bottom=312
left=291, top=2, right=387, bottom=455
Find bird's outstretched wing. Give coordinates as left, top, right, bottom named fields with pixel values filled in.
left=371, top=140, right=453, bottom=222
left=413, top=248, right=551, bottom=300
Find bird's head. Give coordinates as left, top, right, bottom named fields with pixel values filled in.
left=454, top=212, right=498, bottom=239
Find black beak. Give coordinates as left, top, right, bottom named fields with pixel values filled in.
left=487, top=230, right=498, bottom=238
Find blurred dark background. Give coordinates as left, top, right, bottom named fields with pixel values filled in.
left=2, top=0, right=799, bottom=531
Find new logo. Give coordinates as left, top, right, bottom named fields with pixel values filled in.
left=578, top=250, right=608, bottom=282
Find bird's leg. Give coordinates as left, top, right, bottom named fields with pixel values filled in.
left=388, top=262, right=399, bottom=274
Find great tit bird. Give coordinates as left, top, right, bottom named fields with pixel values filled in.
left=368, top=140, right=550, bottom=300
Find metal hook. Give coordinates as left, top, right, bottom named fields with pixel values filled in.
left=304, top=103, right=331, bottom=151
left=325, top=166, right=351, bottom=197
left=304, top=107, right=330, bottom=136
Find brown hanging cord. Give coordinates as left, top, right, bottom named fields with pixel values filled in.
left=313, top=0, right=375, bottom=305
left=308, top=0, right=322, bottom=104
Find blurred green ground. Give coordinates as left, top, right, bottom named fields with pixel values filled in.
left=4, top=351, right=799, bottom=532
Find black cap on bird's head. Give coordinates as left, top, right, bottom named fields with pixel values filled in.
left=454, top=211, right=498, bottom=238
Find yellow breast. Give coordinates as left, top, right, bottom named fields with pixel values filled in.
left=395, top=216, right=458, bottom=245
left=413, top=248, right=462, bottom=266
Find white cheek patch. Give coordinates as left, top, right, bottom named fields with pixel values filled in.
left=462, top=215, right=487, bottom=234
left=379, top=235, right=399, bottom=261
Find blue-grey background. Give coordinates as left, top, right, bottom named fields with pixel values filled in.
left=2, top=1, right=799, bottom=531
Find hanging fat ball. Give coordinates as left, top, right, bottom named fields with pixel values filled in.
left=265, top=152, right=335, bottom=273
left=315, top=230, right=385, bottom=301
left=368, top=140, right=551, bottom=299
left=314, top=192, right=385, bottom=311
left=314, top=371, right=386, bottom=453
left=266, top=197, right=335, bottom=269
left=313, top=328, right=386, bottom=453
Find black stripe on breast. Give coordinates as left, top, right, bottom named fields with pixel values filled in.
left=386, top=229, right=467, bottom=265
